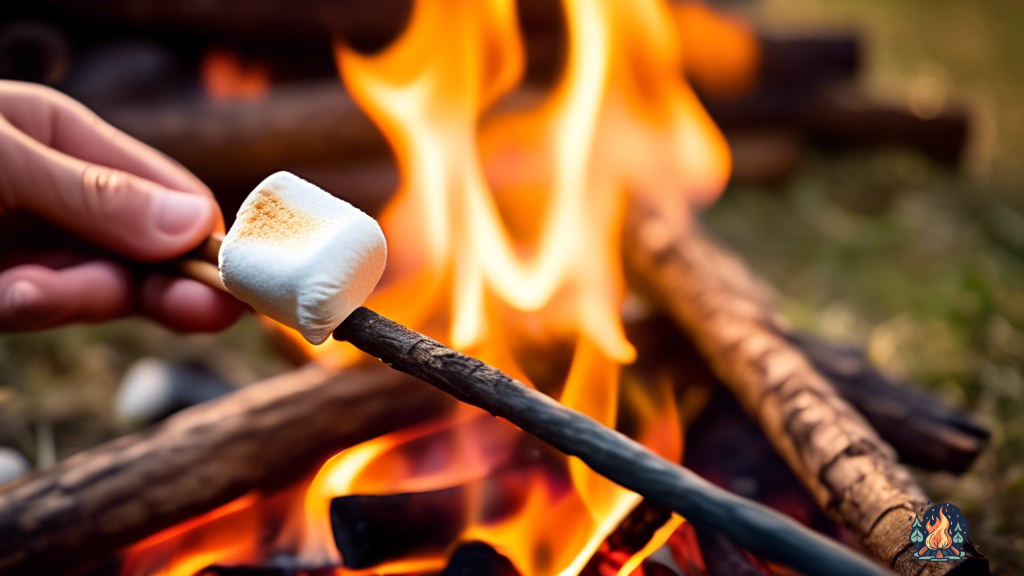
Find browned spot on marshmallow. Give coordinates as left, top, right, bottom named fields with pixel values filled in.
left=235, top=186, right=323, bottom=246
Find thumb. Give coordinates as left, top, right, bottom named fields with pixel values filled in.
left=0, top=125, right=217, bottom=261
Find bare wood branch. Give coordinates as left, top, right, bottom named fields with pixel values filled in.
left=622, top=202, right=989, bottom=576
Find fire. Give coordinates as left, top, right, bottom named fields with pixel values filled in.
left=125, top=0, right=742, bottom=574
left=925, top=506, right=953, bottom=551
left=201, top=49, right=271, bottom=101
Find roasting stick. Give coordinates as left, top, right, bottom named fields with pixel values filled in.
left=331, top=309, right=887, bottom=576
left=182, top=172, right=889, bottom=576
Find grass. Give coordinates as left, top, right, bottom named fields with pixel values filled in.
left=705, top=151, right=1024, bottom=573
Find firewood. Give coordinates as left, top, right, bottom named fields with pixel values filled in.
left=579, top=500, right=673, bottom=576
left=790, top=332, right=988, bottom=473
left=704, top=84, right=969, bottom=167
left=0, top=364, right=453, bottom=576
left=693, top=526, right=772, bottom=576
left=440, top=541, right=522, bottom=576
left=93, top=81, right=389, bottom=188
left=330, top=488, right=468, bottom=568
left=622, top=201, right=989, bottom=576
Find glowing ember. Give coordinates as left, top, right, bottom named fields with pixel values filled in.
left=124, top=0, right=743, bottom=574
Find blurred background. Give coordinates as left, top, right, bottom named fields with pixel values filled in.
left=0, top=0, right=1021, bottom=572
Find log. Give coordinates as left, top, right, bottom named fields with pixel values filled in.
left=790, top=333, right=988, bottom=473
left=693, top=526, right=772, bottom=576
left=0, top=364, right=454, bottom=576
left=580, top=500, right=673, bottom=576
left=330, top=488, right=467, bottom=568
left=440, top=541, right=521, bottom=576
left=93, top=81, right=389, bottom=187
left=704, top=84, right=969, bottom=167
left=622, top=201, right=989, bottom=575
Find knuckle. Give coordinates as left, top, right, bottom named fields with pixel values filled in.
left=79, top=165, right=138, bottom=218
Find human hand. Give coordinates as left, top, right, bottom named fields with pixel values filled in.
left=0, top=81, right=245, bottom=332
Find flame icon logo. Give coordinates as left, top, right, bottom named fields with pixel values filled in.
left=911, top=503, right=968, bottom=562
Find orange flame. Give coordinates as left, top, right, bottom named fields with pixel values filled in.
left=925, top=506, right=953, bottom=551
left=125, top=0, right=743, bottom=574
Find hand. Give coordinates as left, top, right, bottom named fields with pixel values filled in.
left=0, top=81, right=245, bottom=332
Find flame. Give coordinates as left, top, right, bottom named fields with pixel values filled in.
left=925, top=506, right=953, bottom=551
left=672, top=1, right=760, bottom=97
left=126, top=0, right=741, bottom=574
left=201, top=49, right=270, bottom=101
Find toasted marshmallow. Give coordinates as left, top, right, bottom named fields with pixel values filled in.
left=219, top=172, right=387, bottom=344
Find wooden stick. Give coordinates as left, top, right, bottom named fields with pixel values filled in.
left=621, top=202, right=989, bottom=576
left=0, top=364, right=453, bottom=576
left=333, top=307, right=889, bottom=576
left=173, top=233, right=226, bottom=291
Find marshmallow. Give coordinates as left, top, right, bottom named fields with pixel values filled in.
left=219, top=172, right=387, bottom=344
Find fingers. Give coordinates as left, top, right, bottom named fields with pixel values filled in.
left=0, top=261, right=133, bottom=331
left=0, top=81, right=215, bottom=205
left=0, top=124, right=219, bottom=261
left=141, top=275, right=246, bottom=332
left=0, top=261, right=245, bottom=333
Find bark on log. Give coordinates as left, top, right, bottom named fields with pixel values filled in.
left=791, top=333, right=988, bottom=473
left=622, top=202, right=989, bottom=576
left=93, top=81, right=389, bottom=187
left=0, top=364, right=454, bottom=576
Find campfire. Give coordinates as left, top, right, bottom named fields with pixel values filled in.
left=0, top=1, right=991, bottom=576
left=133, top=0, right=731, bottom=572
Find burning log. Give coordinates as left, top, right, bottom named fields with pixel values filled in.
left=330, top=488, right=467, bottom=568
left=693, top=526, right=772, bottom=576
left=622, top=202, right=990, bottom=576
left=440, top=541, right=522, bottom=576
left=0, top=364, right=453, bottom=576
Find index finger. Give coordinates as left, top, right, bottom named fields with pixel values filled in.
left=0, top=81, right=223, bottom=229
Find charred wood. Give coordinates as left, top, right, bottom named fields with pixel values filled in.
left=580, top=501, right=673, bottom=576
left=693, top=527, right=772, bottom=576
left=330, top=488, right=468, bottom=569
left=440, top=541, right=521, bottom=576
left=0, top=365, right=453, bottom=576
left=790, top=333, right=988, bottom=473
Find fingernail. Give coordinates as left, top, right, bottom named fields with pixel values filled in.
left=153, top=191, right=210, bottom=236
left=2, top=280, right=48, bottom=317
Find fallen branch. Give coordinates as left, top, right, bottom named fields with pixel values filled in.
left=0, top=364, right=453, bottom=576
left=622, top=201, right=989, bottom=575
